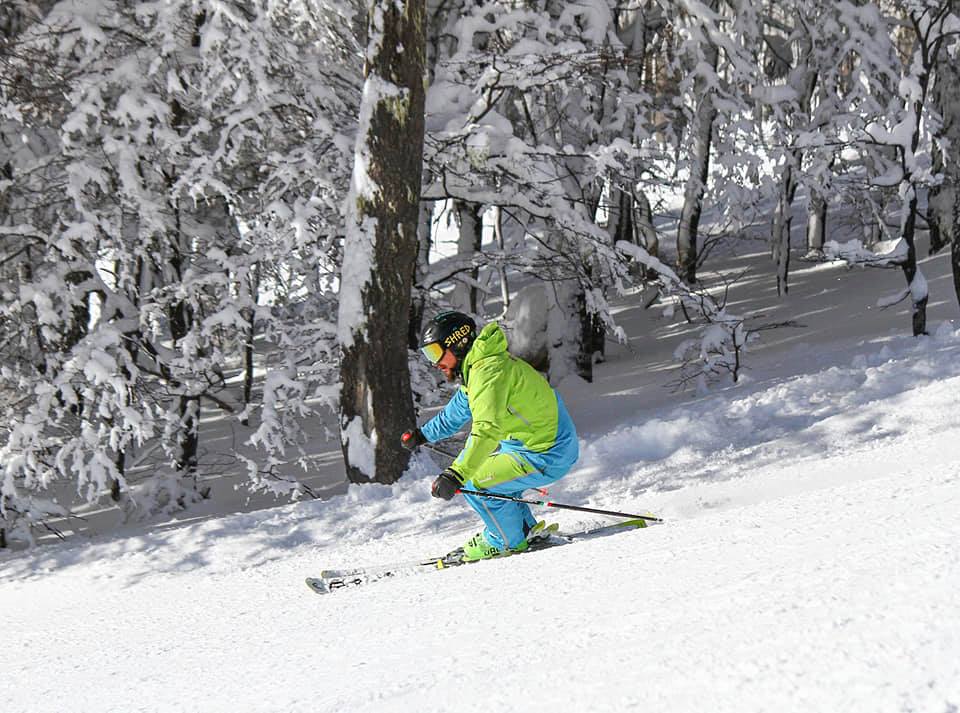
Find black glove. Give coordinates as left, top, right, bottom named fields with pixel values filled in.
left=401, top=428, right=427, bottom=451
left=431, top=468, right=463, bottom=500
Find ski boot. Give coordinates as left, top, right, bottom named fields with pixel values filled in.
left=458, top=531, right=530, bottom=562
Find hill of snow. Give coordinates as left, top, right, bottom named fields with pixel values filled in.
left=3, top=274, right=959, bottom=712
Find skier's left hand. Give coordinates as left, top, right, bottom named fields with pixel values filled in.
left=431, top=468, right=462, bottom=500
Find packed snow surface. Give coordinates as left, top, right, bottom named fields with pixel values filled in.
left=3, top=316, right=959, bottom=712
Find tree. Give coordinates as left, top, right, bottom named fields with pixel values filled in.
left=926, top=8, right=960, bottom=308
left=337, top=0, right=426, bottom=484
left=675, top=0, right=721, bottom=286
left=1, top=0, right=360, bottom=543
left=763, top=3, right=820, bottom=295
left=418, top=2, right=654, bottom=382
left=863, top=0, right=959, bottom=335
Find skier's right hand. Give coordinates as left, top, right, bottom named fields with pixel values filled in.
left=401, top=428, right=426, bottom=451
left=431, top=468, right=462, bottom=500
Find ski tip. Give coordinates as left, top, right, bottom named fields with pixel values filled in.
left=617, top=518, right=652, bottom=529
left=305, top=577, right=330, bottom=595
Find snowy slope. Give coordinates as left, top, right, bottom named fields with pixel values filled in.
left=3, top=314, right=960, bottom=713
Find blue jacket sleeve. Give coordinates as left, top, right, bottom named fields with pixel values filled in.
left=420, top=388, right=471, bottom=442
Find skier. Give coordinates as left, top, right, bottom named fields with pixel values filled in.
left=402, top=311, right=579, bottom=561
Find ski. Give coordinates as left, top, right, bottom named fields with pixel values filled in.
left=305, top=518, right=653, bottom=595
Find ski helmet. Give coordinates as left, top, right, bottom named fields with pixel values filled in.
left=419, top=311, right=477, bottom=364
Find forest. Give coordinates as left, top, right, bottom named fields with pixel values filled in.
left=2, top=0, right=959, bottom=547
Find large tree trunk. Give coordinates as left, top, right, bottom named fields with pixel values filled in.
left=338, top=0, right=426, bottom=484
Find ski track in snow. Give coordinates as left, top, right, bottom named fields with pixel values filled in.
left=3, top=460, right=957, bottom=713
left=3, top=326, right=960, bottom=712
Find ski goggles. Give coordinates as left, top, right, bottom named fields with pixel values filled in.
left=420, top=342, right=445, bottom=364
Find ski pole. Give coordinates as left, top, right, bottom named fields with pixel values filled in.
left=456, top=488, right=662, bottom=523
left=422, top=442, right=458, bottom=459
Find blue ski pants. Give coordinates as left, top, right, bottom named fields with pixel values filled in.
left=461, top=447, right=575, bottom=550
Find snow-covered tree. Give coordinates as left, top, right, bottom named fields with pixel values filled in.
left=0, top=0, right=360, bottom=543
left=832, top=0, right=960, bottom=335
left=672, top=0, right=722, bottom=286
left=337, top=0, right=426, bottom=484
left=414, top=1, right=780, bottom=384
left=926, top=6, right=960, bottom=307
left=418, top=2, right=657, bottom=382
left=878, top=0, right=958, bottom=334
left=752, top=0, right=897, bottom=290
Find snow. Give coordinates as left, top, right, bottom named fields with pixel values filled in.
left=3, top=252, right=960, bottom=711
left=342, top=415, right=377, bottom=478
left=865, top=116, right=915, bottom=151
left=752, top=84, right=800, bottom=104
left=824, top=237, right=908, bottom=266
left=909, top=267, right=929, bottom=302
left=558, top=1, right=613, bottom=44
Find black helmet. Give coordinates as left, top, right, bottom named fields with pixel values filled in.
left=419, top=311, right=477, bottom=364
